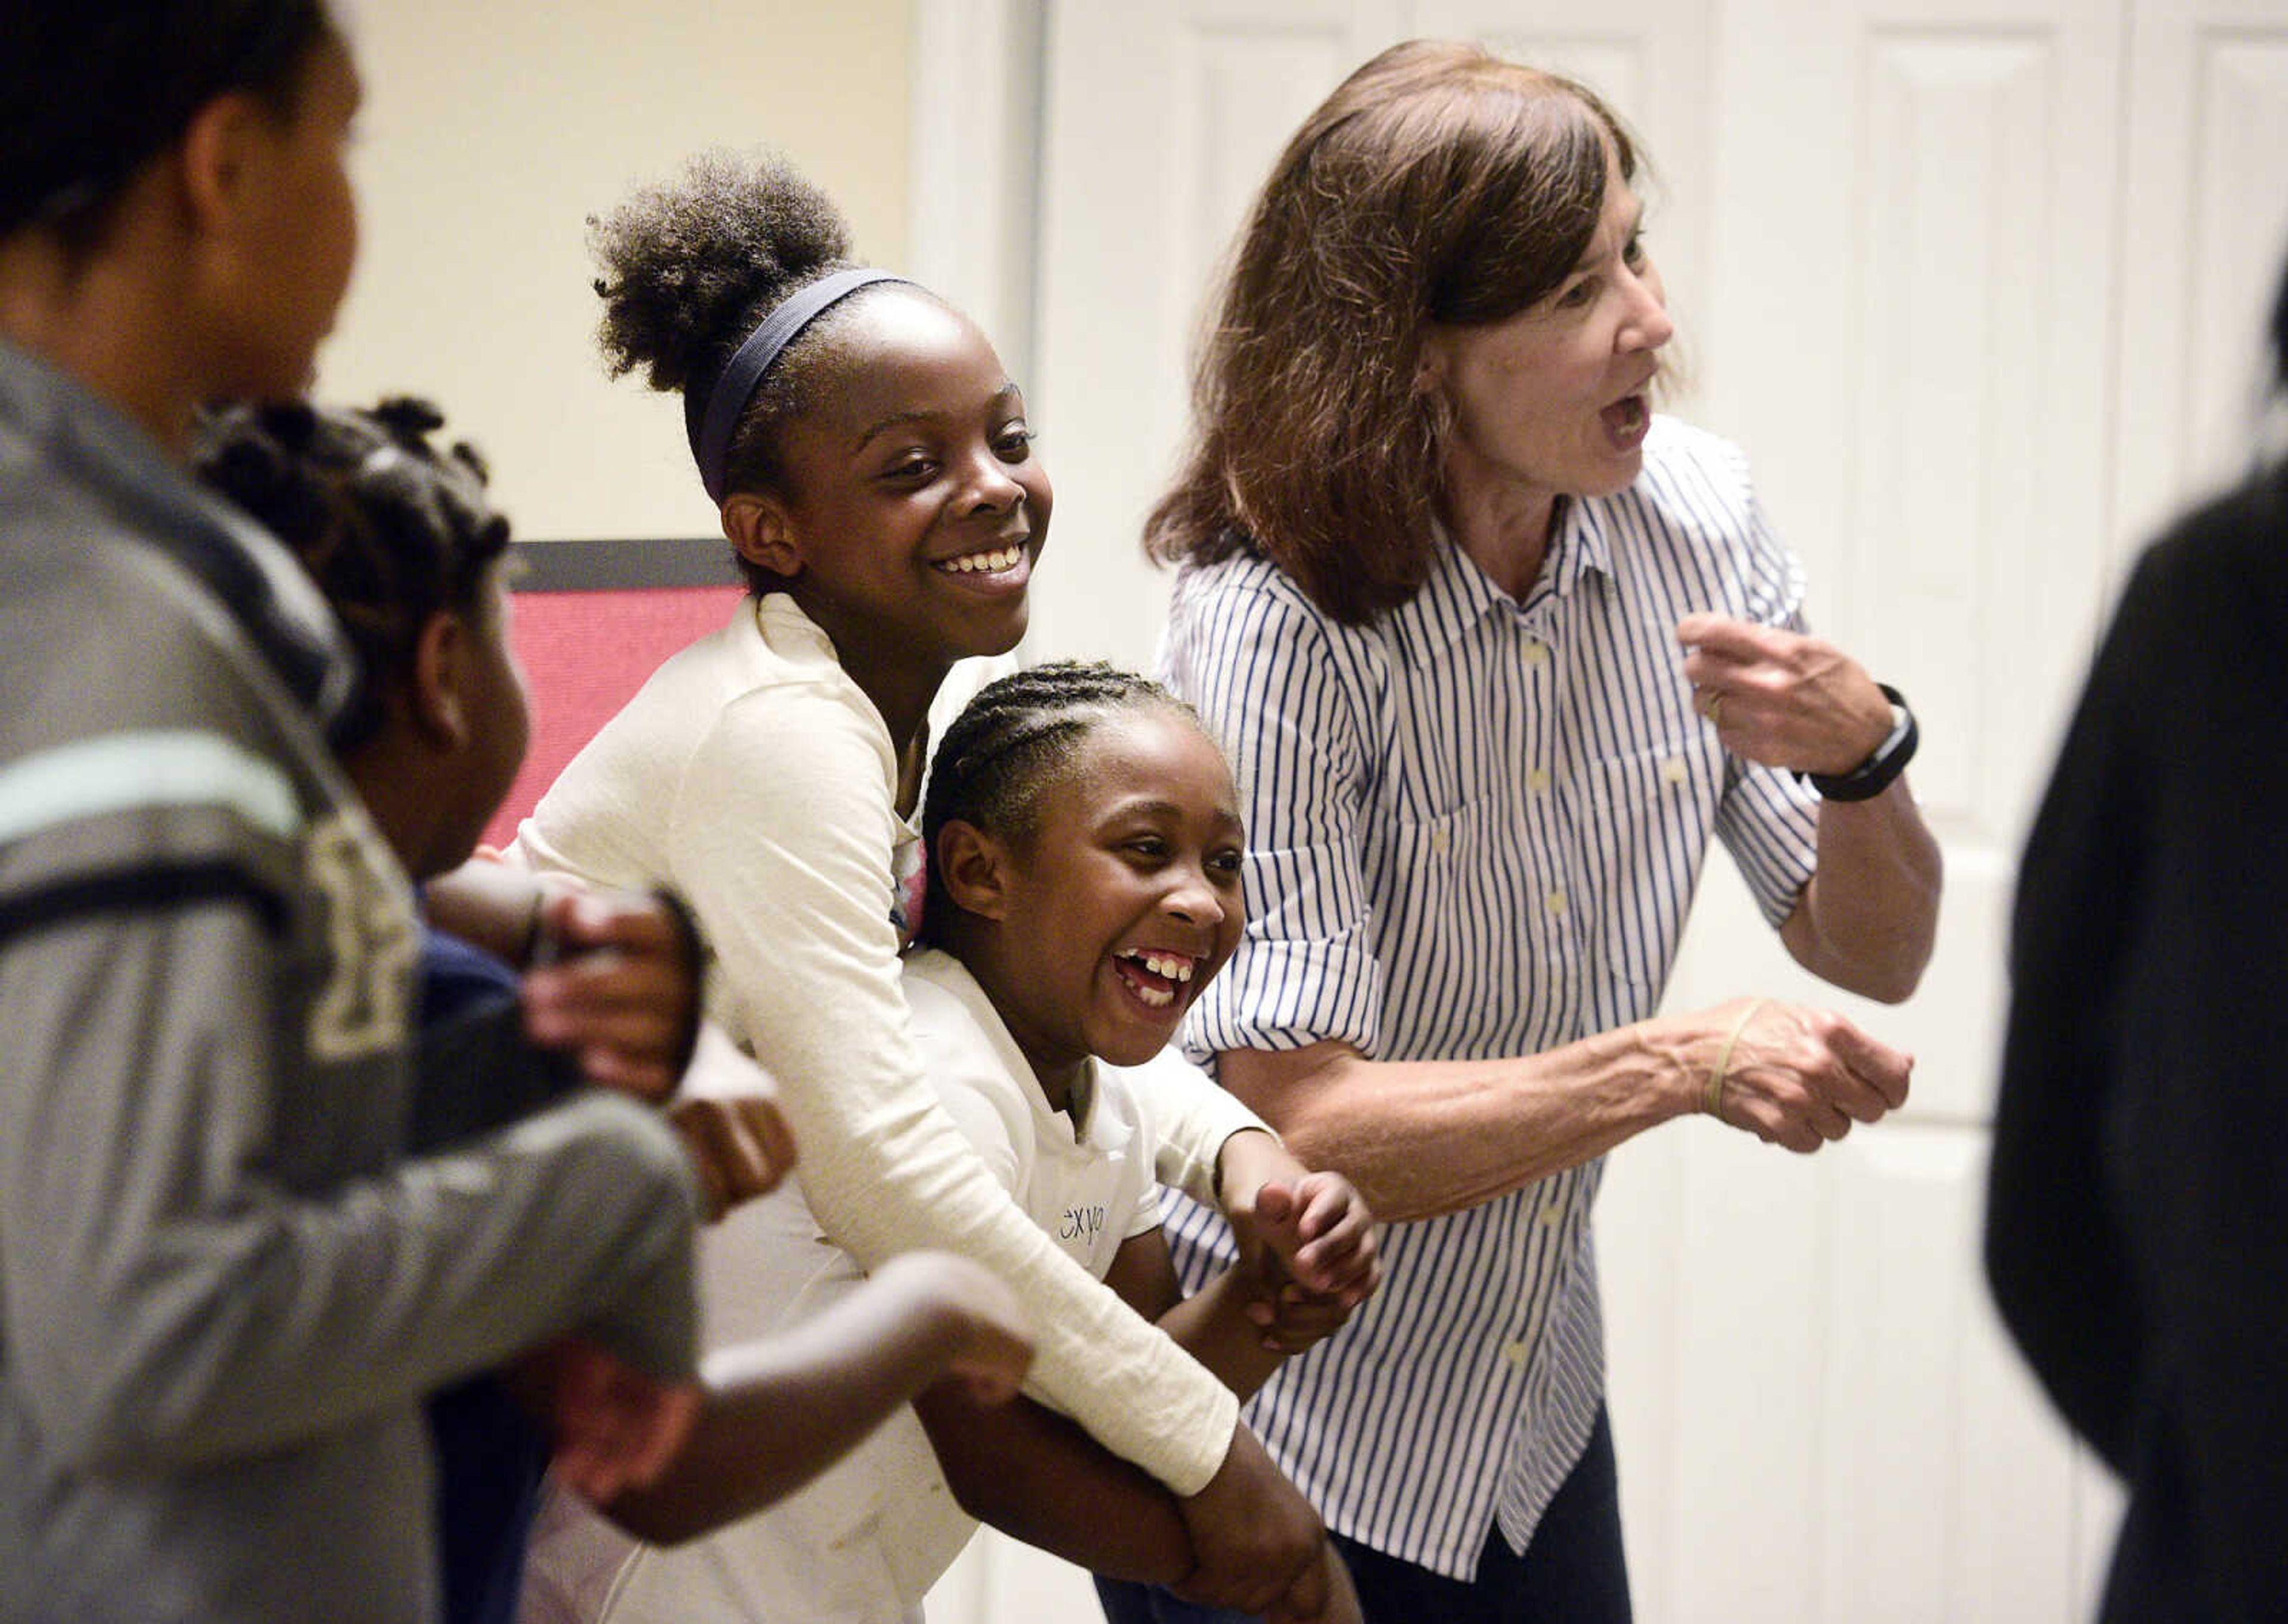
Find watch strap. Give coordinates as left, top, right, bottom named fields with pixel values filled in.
left=1803, top=683, right=1917, bottom=802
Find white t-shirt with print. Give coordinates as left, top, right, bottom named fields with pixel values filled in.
left=576, top=948, right=1164, bottom=1624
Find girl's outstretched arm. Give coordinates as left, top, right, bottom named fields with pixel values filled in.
left=915, top=1348, right=1360, bottom=1622
left=594, top=1250, right=1033, bottom=1545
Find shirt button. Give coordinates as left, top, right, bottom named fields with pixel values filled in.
left=1544, top=889, right=1566, bottom=916
left=1431, top=827, right=1451, bottom=855
left=1527, top=767, right=1550, bottom=795
left=1503, top=1339, right=1532, bottom=1367
left=1524, top=641, right=1550, bottom=667
left=1661, top=755, right=1688, bottom=784
left=1538, top=1200, right=1564, bottom=1227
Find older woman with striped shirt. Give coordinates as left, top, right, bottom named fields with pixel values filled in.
left=1096, top=40, right=1941, bottom=1624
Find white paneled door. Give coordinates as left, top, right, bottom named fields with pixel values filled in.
left=1024, top=1, right=1404, bottom=674
left=913, top=1, right=2288, bottom=1619
left=1614, top=1, right=2126, bottom=1620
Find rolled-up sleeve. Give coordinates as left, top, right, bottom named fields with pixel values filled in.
left=1164, top=573, right=1384, bottom=1063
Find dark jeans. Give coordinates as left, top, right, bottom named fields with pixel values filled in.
left=1094, top=1405, right=1631, bottom=1624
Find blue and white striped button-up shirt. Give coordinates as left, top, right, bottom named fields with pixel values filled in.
left=1157, top=417, right=1823, bottom=1579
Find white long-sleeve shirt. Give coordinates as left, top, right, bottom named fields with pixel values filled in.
left=518, top=592, right=1261, bottom=1495
left=565, top=948, right=1177, bottom=1623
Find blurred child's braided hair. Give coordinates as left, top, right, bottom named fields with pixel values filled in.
left=918, top=661, right=1198, bottom=945
left=194, top=397, right=510, bottom=752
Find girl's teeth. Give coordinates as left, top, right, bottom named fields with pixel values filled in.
left=1124, top=951, right=1193, bottom=982
left=943, top=546, right=1022, bottom=574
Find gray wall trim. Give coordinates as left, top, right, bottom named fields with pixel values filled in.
left=510, top=537, right=743, bottom=592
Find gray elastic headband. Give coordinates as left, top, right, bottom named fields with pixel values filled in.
left=686, top=267, right=909, bottom=503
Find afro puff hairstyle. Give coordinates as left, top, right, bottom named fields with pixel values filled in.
left=589, top=148, right=930, bottom=592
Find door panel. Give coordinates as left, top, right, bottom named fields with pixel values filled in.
left=1637, top=1, right=2125, bottom=1614
left=1031, top=1, right=1404, bottom=673
left=2113, top=2, right=2288, bottom=558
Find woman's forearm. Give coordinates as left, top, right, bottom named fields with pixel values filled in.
left=1782, top=780, right=1942, bottom=1003
left=1220, top=1028, right=1699, bottom=1221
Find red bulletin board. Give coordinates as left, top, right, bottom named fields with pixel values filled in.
left=483, top=540, right=745, bottom=851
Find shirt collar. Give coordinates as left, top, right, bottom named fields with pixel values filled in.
left=906, top=947, right=1129, bottom=1150
left=1389, top=497, right=1615, bottom=668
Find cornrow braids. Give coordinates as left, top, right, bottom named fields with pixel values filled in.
left=193, top=396, right=511, bottom=752
left=918, top=661, right=1196, bottom=945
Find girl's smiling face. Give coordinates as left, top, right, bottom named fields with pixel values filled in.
left=949, top=708, right=1246, bottom=1098
left=733, top=288, right=1051, bottom=704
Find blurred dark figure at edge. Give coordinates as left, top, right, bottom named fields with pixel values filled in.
left=1987, top=244, right=2288, bottom=1623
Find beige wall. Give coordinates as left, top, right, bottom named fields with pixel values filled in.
left=320, top=1, right=912, bottom=542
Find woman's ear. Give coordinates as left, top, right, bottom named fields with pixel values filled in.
left=934, top=820, right=1014, bottom=922
left=407, top=609, right=472, bottom=750
left=723, top=491, right=804, bottom=581
left=1413, top=328, right=1451, bottom=397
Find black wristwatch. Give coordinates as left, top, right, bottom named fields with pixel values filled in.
left=1803, top=683, right=1917, bottom=802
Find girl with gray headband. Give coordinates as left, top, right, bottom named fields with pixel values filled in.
left=512, top=151, right=1360, bottom=1623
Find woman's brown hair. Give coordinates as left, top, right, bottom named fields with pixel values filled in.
left=1144, top=40, right=1639, bottom=624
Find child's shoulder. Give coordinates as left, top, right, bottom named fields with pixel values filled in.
left=0, top=533, right=326, bottom=808
left=685, top=594, right=904, bottom=777
left=900, top=949, right=1037, bottom=1175
left=901, top=950, right=1020, bottom=1091
left=899, top=945, right=984, bottom=1016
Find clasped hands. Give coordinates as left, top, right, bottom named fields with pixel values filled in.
left=1220, top=1130, right=1382, bottom=1350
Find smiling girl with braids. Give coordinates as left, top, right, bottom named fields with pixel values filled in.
left=514, top=153, right=1367, bottom=1622
left=586, top=662, right=1378, bottom=1621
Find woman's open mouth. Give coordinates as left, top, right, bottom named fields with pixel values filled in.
left=1600, top=393, right=1650, bottom=451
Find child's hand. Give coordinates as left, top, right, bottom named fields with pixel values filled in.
left=1228, top=1156, right=1382, bottom=1311
left=514, top=1335, right=702, bottom=1505
left=521, top=886, right=704, bottom=1102
left=1174, top=1428, right=1329, bottom=1615
left=668, top=1092, right=797, bottom=1219
left=1263, top=1541, right=1365, bottom=1624
left=1244, top=1275, right=1357, bottom=1355
left=877, top=1250, right=1036, bottom=1405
